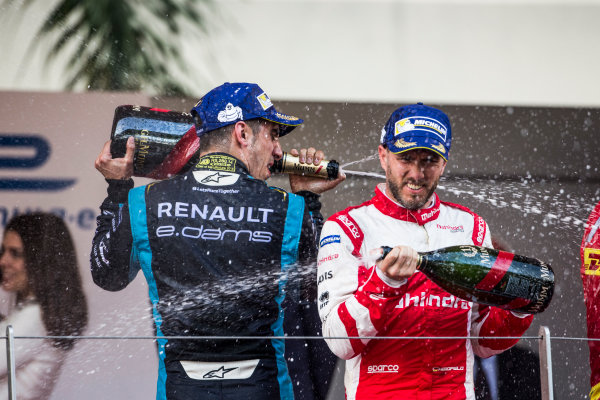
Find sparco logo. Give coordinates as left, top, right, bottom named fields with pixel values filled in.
left=368, top=364, right=399, bottom=374
left=476, top=216, right=485, bottom=244
left=336, top=215, right=360, bottom=239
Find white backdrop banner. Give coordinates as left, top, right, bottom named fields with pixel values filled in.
left=0, top=91, right=160, bottom=400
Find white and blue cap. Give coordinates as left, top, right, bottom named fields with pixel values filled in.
left=191, top=82, right=303, bottom=137
left=380, top=103, right=452, bottom=160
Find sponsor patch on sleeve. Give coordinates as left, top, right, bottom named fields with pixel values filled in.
left=320, top=234, right=341, bottom=248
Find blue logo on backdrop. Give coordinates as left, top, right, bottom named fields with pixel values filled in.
left=0, top=135, right=76, bottom=191
left=320, top=235, right=341, bottom=248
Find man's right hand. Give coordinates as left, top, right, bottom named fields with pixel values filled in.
left=287, top=147, right=346, bottom=194
left=94, top=137, right=135, bottom=180
left=376, top=245, right=419, bottom=281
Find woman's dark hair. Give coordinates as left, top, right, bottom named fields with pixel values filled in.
left=5, top=213, right=88, bottom=350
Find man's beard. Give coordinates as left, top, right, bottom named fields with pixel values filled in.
left=387, top=176, right=438, bottom=211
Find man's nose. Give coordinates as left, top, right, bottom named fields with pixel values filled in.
left=273, top=141, right=283, bottom=159
left=407, top=161, right=426, bottom=180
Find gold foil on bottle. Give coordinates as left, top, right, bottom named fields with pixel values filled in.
left=279, top=153, right=331, bottom=179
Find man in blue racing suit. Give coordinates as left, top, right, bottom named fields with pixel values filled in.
left=90, top=82, right=344, bottom=400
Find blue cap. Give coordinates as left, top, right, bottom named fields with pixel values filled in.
left=380, top=103, right=452, bottom=160
left=191, top=82, right=303, bottom=137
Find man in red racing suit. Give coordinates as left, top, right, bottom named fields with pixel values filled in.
left=317, top=103, right=533, bottom=400
left=582, top=201, right=600, bottom=400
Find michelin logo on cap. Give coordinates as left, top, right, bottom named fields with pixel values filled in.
left=218, top=103, right=243, bottom=122
left=395, top=117, right=448, bottom=142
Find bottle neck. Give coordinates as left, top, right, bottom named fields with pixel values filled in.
left=270, top=152, right=338, bottom=179
left=417, top=253, right=424, bottom=270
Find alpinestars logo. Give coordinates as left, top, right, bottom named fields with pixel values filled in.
left=203, top=366, right=237, bottom=379
left=201, top=172, right=232, bottom=184
left=193, top=171, right=240, bottom=186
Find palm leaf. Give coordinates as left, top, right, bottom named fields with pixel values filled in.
left=3, top=0, right=215, bottom=95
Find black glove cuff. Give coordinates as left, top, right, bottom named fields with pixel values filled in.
left=296, top=190, right=322, bottom=213
left=106, top=178, right=134, bottom=203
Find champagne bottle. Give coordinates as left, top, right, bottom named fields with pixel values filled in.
left=110, top=105, right=199, bottom=179
left=270, top=152, right=339, bottom=180
left=111, top=105, right=340, bottom=180
left=379, top=245, right=554, bottom=314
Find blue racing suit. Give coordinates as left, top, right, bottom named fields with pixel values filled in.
left=90, top=152, right=335, bottom=400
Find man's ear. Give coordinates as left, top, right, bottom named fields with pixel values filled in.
left=233, top=121, right=250, bottom=148
left=378, top=144, right=388, bottom=171
left=440, top=160, right=447, bottom=175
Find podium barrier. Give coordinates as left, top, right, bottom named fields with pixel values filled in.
left=2, top=325, right=561, bottom=399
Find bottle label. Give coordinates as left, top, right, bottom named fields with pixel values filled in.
left=473, top=250, right=513, bottom=291
left=280, top=153, right=330, bottom=178
left=430, top=245, right=554, bottom=313
left=110, top=105, right=196, bottom=179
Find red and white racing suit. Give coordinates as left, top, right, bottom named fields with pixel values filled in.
left=581, top=201, right=600, bottom=400
left=317, top=184, right=533, bottom=400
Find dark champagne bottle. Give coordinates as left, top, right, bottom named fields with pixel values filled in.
left=270, top=152, right=339, bottom=180
left=110, top=105, right=199, bottom=179
left=379, top=245, right=554, bottom=314
left=111, top=105, right=340, bottom=180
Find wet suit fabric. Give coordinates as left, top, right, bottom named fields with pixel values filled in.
left=90, top=153, right=334, bottom=400
left=317, top=184, right=533, bottom=400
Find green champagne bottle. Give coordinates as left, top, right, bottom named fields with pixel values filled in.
left=379, top=245, right=554, bottom=314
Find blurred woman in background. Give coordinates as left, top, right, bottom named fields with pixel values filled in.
left=0, top=212, right=88, bottom=400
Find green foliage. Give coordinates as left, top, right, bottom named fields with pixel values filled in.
left=6, top=0, right=214, bottom=95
